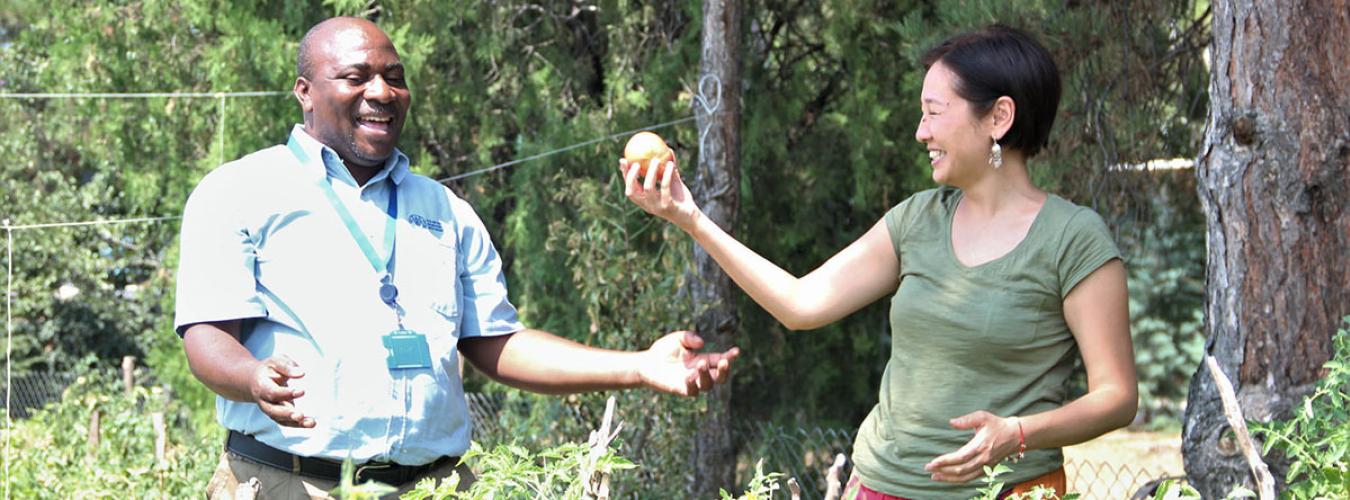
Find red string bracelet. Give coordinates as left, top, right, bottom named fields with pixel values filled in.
left=1012, top=417, right=1027, bottom=462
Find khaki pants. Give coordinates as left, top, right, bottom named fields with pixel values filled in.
left=205, top=451, right=475, bottom=500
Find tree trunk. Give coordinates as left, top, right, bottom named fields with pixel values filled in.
left=688, top=0, right=742, bottom=497
left=1183, top=0, right=1350, bottom=496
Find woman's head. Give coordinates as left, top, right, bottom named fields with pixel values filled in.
left=919, top=25, right=1061, bottom=159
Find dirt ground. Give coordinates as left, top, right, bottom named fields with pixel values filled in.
left=1062, top=427, right=1185, bottom=499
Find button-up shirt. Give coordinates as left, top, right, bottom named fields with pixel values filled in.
left=175, top=125, right=523, bottom=464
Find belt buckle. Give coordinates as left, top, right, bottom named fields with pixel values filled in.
left=355, top=461, right=397, bottom=482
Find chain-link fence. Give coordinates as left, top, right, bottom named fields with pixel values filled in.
left=2, top=370, right=84, bottom=419
left=1, top=367, right=150, bottom=419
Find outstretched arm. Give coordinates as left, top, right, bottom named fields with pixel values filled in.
left=458, top=328, right=739, bottom=397
left=622, top=159, right=899, bottom=330
left=182, top=320, right=315, bottom=428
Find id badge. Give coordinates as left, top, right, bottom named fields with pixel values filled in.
left=382, top=329, right=433, bottom=370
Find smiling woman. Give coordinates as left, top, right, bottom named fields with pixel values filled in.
left=623, top=24, right=1137, bottom=500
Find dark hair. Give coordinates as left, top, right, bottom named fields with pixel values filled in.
left=296, top=23, right=322, bottom=79
left=921, top=25, right=1061, bottom=158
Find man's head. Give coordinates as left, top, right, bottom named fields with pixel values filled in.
left=293, top=17, right=410, bottom=170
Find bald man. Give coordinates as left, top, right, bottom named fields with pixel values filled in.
left=175, top=17, right=738, bottom=499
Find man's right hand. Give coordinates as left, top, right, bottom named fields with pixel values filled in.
left=249, top=356, right=314, bottom=428
left=183, top=321, right=318, bottom=428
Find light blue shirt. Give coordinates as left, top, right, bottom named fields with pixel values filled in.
left=174, top=125, right=523, bottom=465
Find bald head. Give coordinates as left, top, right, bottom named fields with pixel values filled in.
left=291, top=16, right=409, bottom=176
left=297, top=17, right=388, bottom=79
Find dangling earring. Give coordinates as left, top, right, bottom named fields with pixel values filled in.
left=989, top=139, right=1003, bottom=169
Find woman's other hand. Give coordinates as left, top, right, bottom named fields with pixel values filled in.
left=923, top=410, right=1023, bottom=483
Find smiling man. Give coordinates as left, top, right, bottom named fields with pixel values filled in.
left=175, top=17, right=739, bottom=499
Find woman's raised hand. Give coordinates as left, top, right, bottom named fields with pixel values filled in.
left=621, top=157, right=702, bottom=233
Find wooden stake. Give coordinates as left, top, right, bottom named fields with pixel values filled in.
left=583, top=396, right=622, bottom=500
left=121, top=356, right=136, bottom=396
left=86, top=407, right=100, bottom=460
left=152, top=411, right=166, bottom=468
left=823, top=453, right=847, bottom=500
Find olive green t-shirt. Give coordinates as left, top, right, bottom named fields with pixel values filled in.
left=851, top=187, right=1121, bottom=499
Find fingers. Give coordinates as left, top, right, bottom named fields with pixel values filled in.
left=678, top=330, right=705, bottom=350
left=258, top=398, right=316, bottom=428
left=948, top=410, right=987, bottom=430
left=253, top=356, right=314, bottom=428
left=926, top=439, right=981, bottom=473
left=659, top=161, right=676, bottom=203
left=622, top=159, right=640, bottom=197
left=926, top=412, right=1000, bottom=483
left=709, top=347, right=740, bottom=384
left=642, top=158, right=659, bottom=191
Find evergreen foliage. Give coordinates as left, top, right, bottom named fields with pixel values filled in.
left=2, top=0, right=1211, bottom=495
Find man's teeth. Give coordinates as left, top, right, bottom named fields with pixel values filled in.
left=360, top=116, right=391, bottom=123
left=928, top=150, right=945, bottom=160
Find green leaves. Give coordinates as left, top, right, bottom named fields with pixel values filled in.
left=1252, top=319, right=1350, bottom=499
left=2, top=365, right=220, bottom=497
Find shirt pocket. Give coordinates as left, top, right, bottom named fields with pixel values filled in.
left=427, top=240, right=461, bottom=327
left=979, top=290, right=1047, bottom=345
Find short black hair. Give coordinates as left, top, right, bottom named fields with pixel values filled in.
left=296, top=22, right=323, bottom=79
left=921, top=25, right=1061, bottom=158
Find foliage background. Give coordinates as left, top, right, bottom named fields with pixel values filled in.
left=2, top=0, right=1210, bottom=496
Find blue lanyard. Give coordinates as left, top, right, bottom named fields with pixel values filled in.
left=287, top=138, right=401, bottom=307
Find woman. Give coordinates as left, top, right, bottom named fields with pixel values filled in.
left=621, top=25, right=1137, bottom=499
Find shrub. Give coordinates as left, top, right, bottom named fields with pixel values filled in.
left=1, top=366, right=219, bottom=498
left=1252, top=317, right=1350, bottom=499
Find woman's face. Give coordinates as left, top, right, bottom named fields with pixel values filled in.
left=915, top=62, right=994, bottom=186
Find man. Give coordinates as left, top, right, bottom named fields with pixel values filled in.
left=176, top=17, right=738, bottom=499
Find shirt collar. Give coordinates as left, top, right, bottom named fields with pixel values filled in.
left=288, top=124, right=409, bottom=187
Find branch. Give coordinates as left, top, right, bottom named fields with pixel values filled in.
left=1204, top=355, right=1276, bottom=499
left=823, top=453, right=847, bottom=500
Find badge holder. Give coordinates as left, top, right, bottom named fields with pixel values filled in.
left=379, top=277, right=433, bottom=370
left=383, top=329, right=433, bottom=370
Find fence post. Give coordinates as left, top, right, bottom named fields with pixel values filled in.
left=86, top=407, right=101, bottom=461
left=122, top=356, right=135, bottom=396
left=152, top=411, right=166, bottom=468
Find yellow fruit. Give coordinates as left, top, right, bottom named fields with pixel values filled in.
left=623, top=131, right=674, bottom=180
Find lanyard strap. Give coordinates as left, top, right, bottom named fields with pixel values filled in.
left=287, top=137, right=398, bottom=276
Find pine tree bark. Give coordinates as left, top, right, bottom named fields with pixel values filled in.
left=688, top=0, right=742, bottom=497
left=1183, top=0, right=1350, bottom=496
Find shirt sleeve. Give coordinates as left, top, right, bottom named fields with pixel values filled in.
left=450, top=195, right=524, bottom=339
left=1057, top=207, right=1123, bottom=298
left=883, top=189, right=937, bottom=260
left=173, top=169, right=269, bottom=336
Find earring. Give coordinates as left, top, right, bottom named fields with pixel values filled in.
left=989, top=140, right=1003, bottom=169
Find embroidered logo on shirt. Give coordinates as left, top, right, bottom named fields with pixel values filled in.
left=408, top=214, right=444, bottom=234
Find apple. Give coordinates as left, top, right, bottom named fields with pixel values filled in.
left=623, top=131, right=674, bottom=181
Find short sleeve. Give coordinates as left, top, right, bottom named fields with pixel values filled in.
left=883, top=191, right=924, bottom=258
left=883, top=189, right=943, bottom=260
left=1057, top=208, right=1122, bottom=298
left=450, top=196, right=524, bottom=339
left=173, top=171, right=268, bottom=336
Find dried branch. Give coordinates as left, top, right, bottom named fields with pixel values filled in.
left=823, top=453, right=847, bottom=500
left=1204, top=356, right=1276, bottom=500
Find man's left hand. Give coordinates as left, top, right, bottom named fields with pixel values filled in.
left=637, top=331, right=740, bottom=397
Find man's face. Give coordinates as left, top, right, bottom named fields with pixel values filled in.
left=296, top=23, right=410, bottom=169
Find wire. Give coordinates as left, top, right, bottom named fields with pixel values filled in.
left=0, top=91, right=289, bottom=99
left=4, top=216, right=182, bottom=231
left=437, top=115, right=697, bottom=183
left=4, top=220, right=12, bottom=500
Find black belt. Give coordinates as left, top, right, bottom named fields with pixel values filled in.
left=226, top=430, right=457, bottom=486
